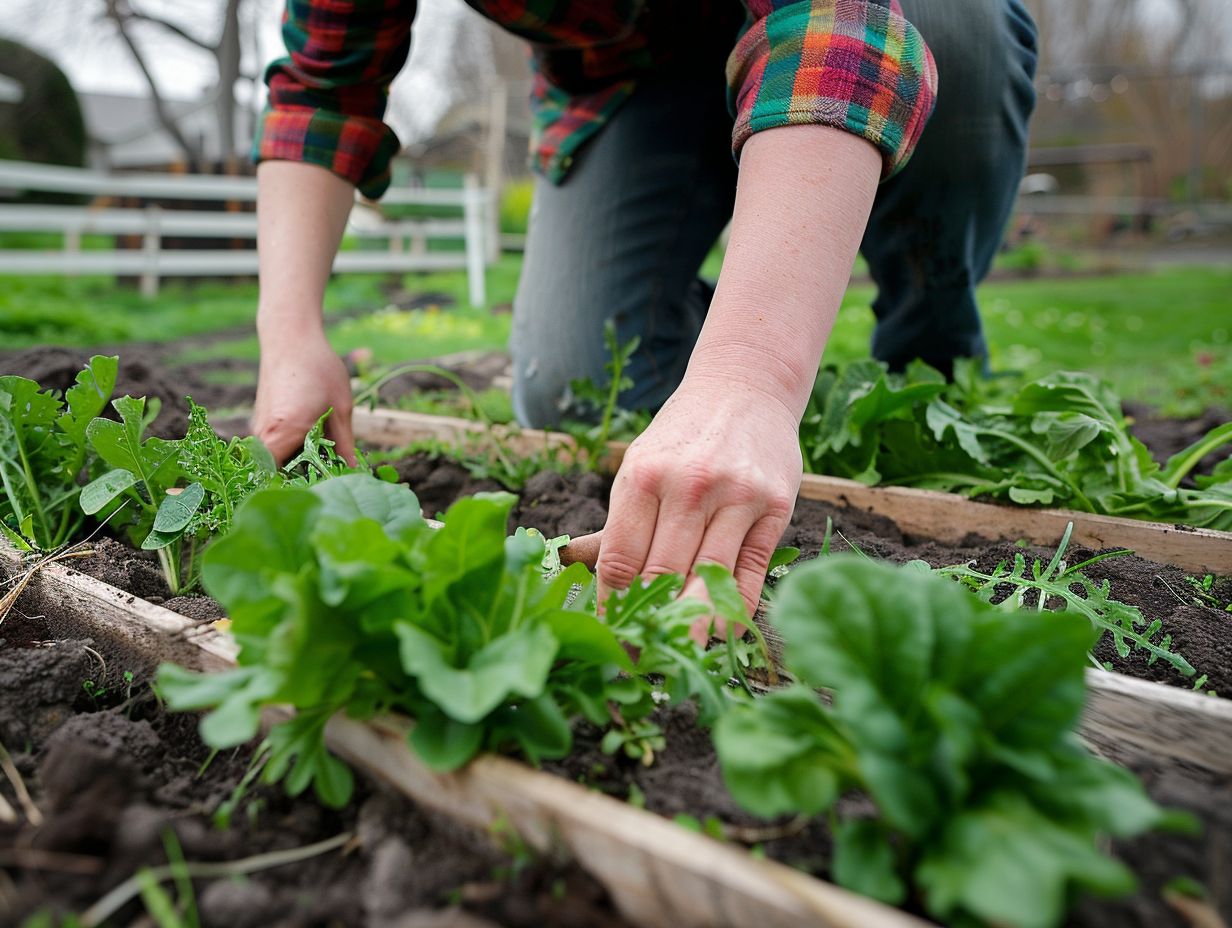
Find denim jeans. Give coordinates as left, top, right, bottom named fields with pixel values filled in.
left=511, top=0, right=1039, bottom=427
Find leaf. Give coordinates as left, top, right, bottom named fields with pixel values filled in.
left=926, top=400, right=991, bottom=464
left=1030, top=411, right=1107, bottom=461
left=312, top=473, right=425, bottom=542
left=200, top=488, right=320, bottom=634
left=694, top=562, right=745, bottom=626
left=917, top=792, right=1137, bottom=928
left=833, top=820, right=906, bottom=905
left=57, top=355, right=118, bottom=450
left=157, top=663, right=280, bottom=749
left=491, top=692, right=573, bottom=764
left=409, top=711, right=485, bottom=771
left=712, top=685, right=851, bottom=818
left=80, top=468, right=138, bottom=515
left=396, top=621, right=559, bottom=724
left=152, top=482, right=205, bottom=533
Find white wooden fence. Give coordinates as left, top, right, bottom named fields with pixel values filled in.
left=0, top=159, right=489, bottom=306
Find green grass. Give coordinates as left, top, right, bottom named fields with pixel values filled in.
left=1, top=256, right=1226, bottom=417
left=822, top=266, right=1231, bottom=417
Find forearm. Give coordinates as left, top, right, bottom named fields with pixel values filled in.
left=255, top=160, right=357, bottom=341
left=686, top=125, right=881, bottom=422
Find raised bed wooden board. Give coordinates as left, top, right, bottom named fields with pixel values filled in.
left=0, top=541, right=927, bottom=928
left=352, top=406, right=1232, bottom=574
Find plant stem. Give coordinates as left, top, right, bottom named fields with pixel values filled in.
left=80, top=832, right=353, bottom=927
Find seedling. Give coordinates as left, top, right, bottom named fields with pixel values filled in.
left=935, top=523, right=1193, bottom=675
left=0, top=356, right=117, bottom=550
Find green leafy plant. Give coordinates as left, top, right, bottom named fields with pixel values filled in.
left=932, top=523, right=1194, bottom=677
left=714, top=556, right=1191, bottom=928
left=156, top=474, right=736, bottom=807
left=799, top=361, right=1232, bottom=529
left=0, top=355, right=117, bottom=549
left=565, top=319, right=652, bottom=464
left=78, top=394, right=196, bottom=592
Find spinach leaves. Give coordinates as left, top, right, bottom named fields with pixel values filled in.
left=800, top=361, right=1232, bottom=529
left=714, top=556, right=1190, bottom=928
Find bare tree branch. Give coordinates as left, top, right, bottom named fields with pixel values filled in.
left=104, top=0, right=200, bottom=167
left=121, top=5, right=218, bottom=53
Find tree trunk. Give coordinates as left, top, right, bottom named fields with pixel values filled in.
left=106, top=1, right=201, bottom=168
left=215, top=0, right=243, bottom=167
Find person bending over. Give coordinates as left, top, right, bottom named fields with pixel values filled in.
left=251, top=0, right=1038, bottom=628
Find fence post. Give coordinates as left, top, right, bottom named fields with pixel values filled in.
left=463, top=174, right=487, bottom=308
left=141, top=205, right=161, bottom=298
left=64, top=228, right=81, bottom=277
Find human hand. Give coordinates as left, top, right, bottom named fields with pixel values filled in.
left=251, top=331, right=356, bottom=464
left=595, top=374, right=802, bottom=646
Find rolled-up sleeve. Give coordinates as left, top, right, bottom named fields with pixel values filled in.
left=727, top=0, right=937, bottom=180
left=254, top=0, right=413, bottom=199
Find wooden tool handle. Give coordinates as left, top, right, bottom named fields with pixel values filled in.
left=559, top=531, right=602, bottom=570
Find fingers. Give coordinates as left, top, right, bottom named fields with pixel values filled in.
left=328, top=399, right=358, bottom=465
left=251, top=413, right=301, bottom=465
left=595, top=466, right=660, bottom=605
left=680, top=507, right=785, bottom=647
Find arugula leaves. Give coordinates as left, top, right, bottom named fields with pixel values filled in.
left=714, top=556, right=1189, bottom=927
left=157, top=474, right=734, bottom=805
left=800, top=361, right=1232, bottom=529
left=0, top=356, right=117, bottom=549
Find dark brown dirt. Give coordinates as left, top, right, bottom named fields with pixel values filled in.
left=1125, top=401, right=1231, bottom=482
left=545, top=699, right=1231, bottom=928
left=0, top=610, right=630, bottom=928
left=0, top=345, right=242, bottom=438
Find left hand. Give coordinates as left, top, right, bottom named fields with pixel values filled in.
left=595, top=373, right=802, bottom=646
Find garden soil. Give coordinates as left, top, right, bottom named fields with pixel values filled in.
left=0, top=609, right=630, bottom=928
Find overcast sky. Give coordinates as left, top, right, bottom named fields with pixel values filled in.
left=0, top=0, right=513, bottom=142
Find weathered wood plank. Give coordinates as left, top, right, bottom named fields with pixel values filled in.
left=351, top=407, right=1232, bottom=574
left=0, top=544, right=235, bottom=674
left=1079, top=670, right=1232, bottom=773
left=795, top=478, right=1231, bottom=575
left=0, top=540, right=926, bottom=928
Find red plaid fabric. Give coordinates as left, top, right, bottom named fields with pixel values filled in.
left=255, top=0, right=937, bottom=196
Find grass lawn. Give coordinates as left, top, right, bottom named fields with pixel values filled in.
left=823, top=266, right=1230, bottom=416
left=1, top=258, right=1226, bottom=417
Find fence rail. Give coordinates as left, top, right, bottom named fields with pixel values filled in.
left=0, top=159, right=488, bottom=305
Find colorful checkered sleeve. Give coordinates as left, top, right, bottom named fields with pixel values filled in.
left=254, top=0, right=412, bottom=199
left=727, top=0, right=938, bottom=180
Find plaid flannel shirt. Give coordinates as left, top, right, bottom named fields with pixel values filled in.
left=256, top=0, right=937, bottom=199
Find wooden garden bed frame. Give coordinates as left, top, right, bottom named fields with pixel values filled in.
left=352, top=407, right=1232, bottom=575
left=3, top=404, right=1230, bottom=923
left=0, top=540, right=925, bottom=928
left=351, top=406, right=1232, bottom=776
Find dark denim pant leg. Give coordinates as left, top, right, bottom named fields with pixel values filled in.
left=511, top=73, right=737, bottom=428
left=861, top=0, right=1039, bottom=375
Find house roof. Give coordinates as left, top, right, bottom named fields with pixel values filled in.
left=80, top=89, right=251, bottom=168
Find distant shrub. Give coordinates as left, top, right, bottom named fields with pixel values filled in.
left=0, top=38, right=88, bottom=201
left=500, top=178, right=534, bottom=235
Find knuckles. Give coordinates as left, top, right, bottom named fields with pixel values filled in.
left=596, top=552, right=642, bottom=590
left=622, top=454, right=792, bottom=515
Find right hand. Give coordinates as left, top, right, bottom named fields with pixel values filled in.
left=251, top=332, right=357, bottom=464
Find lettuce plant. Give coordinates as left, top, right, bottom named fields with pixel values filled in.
left=157, top=474, right=738, bottom=806
left=714, top=556, right=1190, bottom=928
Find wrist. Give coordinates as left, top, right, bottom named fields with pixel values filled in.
left=256, top=302, right=326, bottom=343
left=680, top=344, right=812, bottom=427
